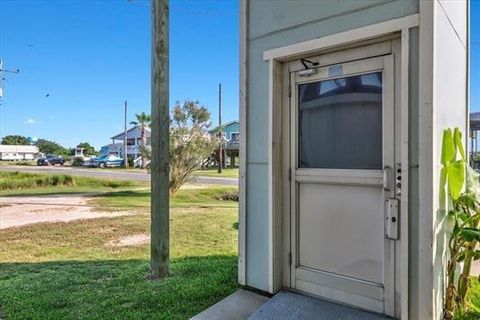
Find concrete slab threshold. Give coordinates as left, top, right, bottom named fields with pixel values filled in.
left=249, top=291, right=392, bottom=320
left=192, top=289, right=393, bottom=320
left=191, top=289, right=269, bottom=320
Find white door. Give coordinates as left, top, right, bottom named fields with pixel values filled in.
left=290, top=55, right=398, bottom=316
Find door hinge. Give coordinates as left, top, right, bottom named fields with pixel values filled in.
left=288, top=168, right=292, bottom=181
left=288, top=85, right=292, bottom=98
left=288, top=252, right=292, bottom=265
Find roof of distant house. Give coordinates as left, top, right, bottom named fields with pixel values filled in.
left=111, top=125, right=151, bottom=140
left=0, top=145, right=39, bottom=153
left=209, top=120, right=239, bottom=133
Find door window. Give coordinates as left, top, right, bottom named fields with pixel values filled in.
left=298, top=72, right=382, bottom=169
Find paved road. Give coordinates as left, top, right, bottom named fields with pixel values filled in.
left=0, top=165, right=238, bottom=186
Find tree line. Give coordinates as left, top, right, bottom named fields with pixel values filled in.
left=1, top=135, right=97, bottom=157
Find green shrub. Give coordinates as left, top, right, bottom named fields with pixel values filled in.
left=127, top=156, right=134, bottom=168
left=0, top=171, right=76, bottom=190
left=64, top=175, right=76, bottom=186
left=71, top=157, right=84, bottom=167
left=214, top=190, right=239, bottom=202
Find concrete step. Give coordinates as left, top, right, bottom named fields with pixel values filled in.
left=191, top=289, right=269, bottom=320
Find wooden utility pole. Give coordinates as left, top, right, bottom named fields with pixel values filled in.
left=218, top=83, right=223, bottom=173
left=151, top=0, right=169, bottom=279
left=124, top=100, right=128, bottom=168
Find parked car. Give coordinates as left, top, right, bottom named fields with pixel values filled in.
left=85, top=155, right=124, bottom=168
left=37, top=154, right=65, bottom=166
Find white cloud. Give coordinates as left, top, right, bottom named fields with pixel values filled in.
left=25, top=118, right=38, bottom=124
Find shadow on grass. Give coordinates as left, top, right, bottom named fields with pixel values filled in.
left=93, top=190, right=151, bottom=198
left=0, top=191, right=97, bottom=197
left=0, top=255, right=238, bottom=320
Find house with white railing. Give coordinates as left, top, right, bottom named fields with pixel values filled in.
left=209, top=120, right=239, bottom=167
left=101, top=125, right=151, bottom=159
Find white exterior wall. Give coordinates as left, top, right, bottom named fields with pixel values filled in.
left=412, top=1, right=468, bottom=319
left=432, top=1, right=468, bottom=319
left=0, top=145, right=39, bottom=160
left=0, top=152, right=36, bottom=160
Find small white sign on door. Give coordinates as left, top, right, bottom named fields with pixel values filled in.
left=328, top=65, right=343, bottom=77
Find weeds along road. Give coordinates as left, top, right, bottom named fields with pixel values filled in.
left=0, top=165, right=238, bottom=186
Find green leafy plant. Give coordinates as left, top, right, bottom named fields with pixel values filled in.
left=443, top=128, right=480, bottom=319
left=141, top=100, right=216, bottom=194
left=169, top=100, right=216, bottom=194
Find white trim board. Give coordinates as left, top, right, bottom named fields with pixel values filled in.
left=400, top=28, right=410, bottom=320
left=417, top=1, right=435, bottom=319
left=263, top=14, right=419, bottom=61
left=238, top=0, right=248, bottom=286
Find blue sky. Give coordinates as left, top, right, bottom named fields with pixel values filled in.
left=0, top=1, right=478, bottom=149
left=0, top=0, right=238, bottom=149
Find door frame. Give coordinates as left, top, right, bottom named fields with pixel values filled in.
left=264, top=29, right=412, bottom=319
left=289, top=53, right=396, bottom=315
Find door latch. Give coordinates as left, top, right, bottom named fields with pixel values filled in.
left=385, top=198, right=399, bottom=240
left=383, top=166, right=393, bottom=191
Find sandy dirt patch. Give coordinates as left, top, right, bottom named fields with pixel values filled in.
left=0, top=195, right=129, bottom=229
left=106, top=233, right=150, bottom=247
left=181, top=183, right=212, bottom=189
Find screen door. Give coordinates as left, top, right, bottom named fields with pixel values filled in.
left=290, top=55, right=397, bottom=316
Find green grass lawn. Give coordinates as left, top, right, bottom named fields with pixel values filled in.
left=194, top=167, right=238, bottom=178
left=0, top=160, right=36, bottom=166
left=8, top=172, right=480, bottom=319
left=0, top=181, right=239, bottom=319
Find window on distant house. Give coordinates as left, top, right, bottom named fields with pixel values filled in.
left=127, top=138, right=135, bottom=146
left=230, top=132, right=239, bottom=141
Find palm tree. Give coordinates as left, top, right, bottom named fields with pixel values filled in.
left=130, top=112, right=151, bottom=169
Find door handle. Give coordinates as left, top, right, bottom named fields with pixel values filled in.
left=383, top=166, right=392, bottom=191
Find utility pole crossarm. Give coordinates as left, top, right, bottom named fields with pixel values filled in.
left=0, top=60, right=20, bottom=100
